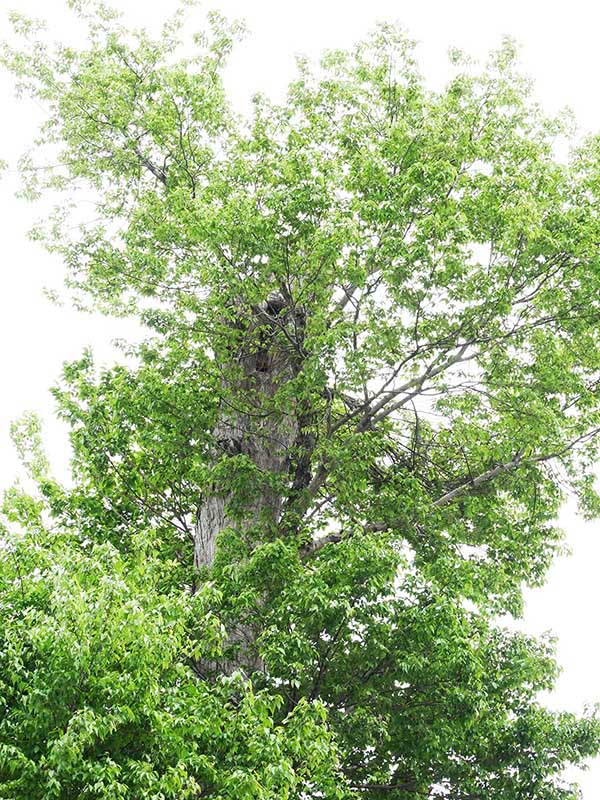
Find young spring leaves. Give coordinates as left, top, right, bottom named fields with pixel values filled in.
left=2, top=3, right=600, bottom=797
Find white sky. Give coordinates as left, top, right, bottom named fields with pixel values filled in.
left=1, top=0, right=600, bottom=795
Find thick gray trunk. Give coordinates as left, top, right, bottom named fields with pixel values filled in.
left=193, top=298, right=300, bottom=570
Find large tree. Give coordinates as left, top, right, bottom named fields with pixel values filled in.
left=2, top=3, right=600, bottom=798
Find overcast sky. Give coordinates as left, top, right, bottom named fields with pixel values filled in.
left=2, top=0, right=600, bottom=795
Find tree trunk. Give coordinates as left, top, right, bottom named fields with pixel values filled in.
left=192, top=296, right=304, bottom=675
left=194, top=296, right=301, bottom=569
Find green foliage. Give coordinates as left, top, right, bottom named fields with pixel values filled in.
left=0, top=527, right=345, bottom=799
left=2, top=3, right=600, bottom=798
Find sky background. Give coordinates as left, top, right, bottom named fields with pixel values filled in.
left=1, top=0, right=600, bottom=795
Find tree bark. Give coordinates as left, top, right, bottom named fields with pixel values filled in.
left=194, top=295, right=301, bottom=569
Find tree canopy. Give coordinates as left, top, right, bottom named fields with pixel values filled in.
left=2, top=2, right=600, bottom=798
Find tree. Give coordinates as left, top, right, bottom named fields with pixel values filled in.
left=2, top=2, right=600, bottom=797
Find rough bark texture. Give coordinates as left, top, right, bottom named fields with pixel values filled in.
left=193, top=295, right=302, bottom=570
left=192, top=295, right=305, bottom=676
